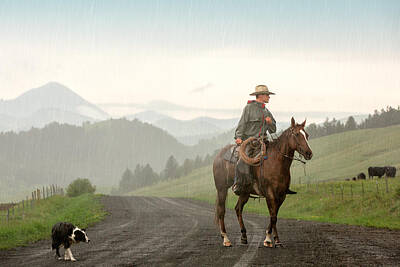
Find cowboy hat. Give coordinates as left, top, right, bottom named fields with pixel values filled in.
left=249, top=85, right=275, bottom=96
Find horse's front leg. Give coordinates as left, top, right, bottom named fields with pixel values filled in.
left=235, top=193, right=250, bottom=244
left=272, top=203, right=284, bottom=248
left=266, top=199, right=284, bottom=247
left=263, top=196, right=274, bottom=247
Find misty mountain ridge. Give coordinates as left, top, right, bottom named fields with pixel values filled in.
left=0, top=82, right=367, bottom=145
left=0, top=82, right=110, bottom=132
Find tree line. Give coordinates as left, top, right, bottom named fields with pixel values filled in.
left=114, top=150, right=218, bottom=194
left=305, top=106, right=400, bottom=139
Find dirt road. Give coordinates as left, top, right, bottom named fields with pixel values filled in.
left=1, top=196, right=399, bottom=266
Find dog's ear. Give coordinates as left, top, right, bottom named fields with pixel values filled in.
left=82, top=229, right=86, bottom=232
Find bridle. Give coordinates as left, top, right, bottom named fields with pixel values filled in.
left=272, top=128, right=307, bottom=164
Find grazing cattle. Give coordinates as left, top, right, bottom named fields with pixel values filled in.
left=345, top=178, right=350, bottom=181
left=368, top=167, right=386, bottom=179
left=357, top=172, right=366, bottom=180
left=385, top=166, right=396, bottom=178
left=352, top=177, right=356, bottom=181
left=52, top=222, right=90, bottom=261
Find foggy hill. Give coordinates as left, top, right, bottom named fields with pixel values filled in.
left=125, top=111, right=239, bottom=145
left=126, top=110, right=171, bottom=123
left=0, top=82, right=109, bottom=132
left=0, top=118, right=224, bottom=191
left=126, top=111, right=293, bottom=145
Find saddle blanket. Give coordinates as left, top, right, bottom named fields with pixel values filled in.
left=223, top=145, right=239, bottom=163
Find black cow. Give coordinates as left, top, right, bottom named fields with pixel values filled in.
left=357, top=172, right=366, bottom=180
left=385, top=166, right=397, bottom=178
left=368, top=167, right=386, bottom=179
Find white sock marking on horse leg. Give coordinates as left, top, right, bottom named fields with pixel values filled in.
left=221, top=232, right=231, bottom=246
left=264, top=232, right=272, bottom=244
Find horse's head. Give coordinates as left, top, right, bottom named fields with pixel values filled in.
left=288, top=117, right=313, bottom=160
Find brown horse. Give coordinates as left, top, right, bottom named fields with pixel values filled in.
left=213, top=117, right=313, bottom=247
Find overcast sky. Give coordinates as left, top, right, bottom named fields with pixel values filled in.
left=0, top=0, right=399, bottom=117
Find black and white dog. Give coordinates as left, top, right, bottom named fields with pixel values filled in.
left=51, top=222, right=90, bottom=261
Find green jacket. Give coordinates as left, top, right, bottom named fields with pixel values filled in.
left=234, top=100, right=276, bottom=141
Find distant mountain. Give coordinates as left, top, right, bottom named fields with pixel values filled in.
left=0, top=82, right=109, bottom=132
left=124, top=111, right=239, bottom=145
left=126, top=110, right=171, bottom=123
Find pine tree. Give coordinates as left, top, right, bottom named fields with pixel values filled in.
left=345, top=116, right=357, bottom=131
left=164, top=155, right=178, bottom=179
left=119, top=168, right=134, bottom=193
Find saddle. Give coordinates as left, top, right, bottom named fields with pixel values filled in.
left=223, top=145, right=239, bottom=163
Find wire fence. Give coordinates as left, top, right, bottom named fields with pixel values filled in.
left=0, top=185, right=63, bottom=223
left=292, top=176, right=398, bottom=200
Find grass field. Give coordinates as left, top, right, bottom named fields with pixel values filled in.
left=129, top=125, right=400, bottom=229
left=0, top=194, right=106, bottom=250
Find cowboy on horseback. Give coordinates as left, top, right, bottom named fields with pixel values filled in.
left=232, top=84, right=296, bottom=195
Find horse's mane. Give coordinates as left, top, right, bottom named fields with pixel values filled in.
left=268, top=127, right=292, bottom=151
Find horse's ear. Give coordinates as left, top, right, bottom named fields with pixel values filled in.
left=301, top=119, right=306, bottom=128
left=291, top=117, right=295, bottom=127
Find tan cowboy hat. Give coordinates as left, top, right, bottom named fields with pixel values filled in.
left=249, top=84, right=275, bottom=96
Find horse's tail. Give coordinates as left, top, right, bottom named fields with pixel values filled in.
left=214, top=196, right=219, bottom=226
left=213, top=148, right=229, bottom=226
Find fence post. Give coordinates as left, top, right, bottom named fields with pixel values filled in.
left=340, top=185, right=344, bottom=200
left=362, top=182, right=365, bottom=197
left=376, top=181, right=379, bottom=194
left=350, top=184, right=353, bottom=199
left=385, top=177, right=389, bottom=193
left=7, top=208, right=9, bottom=223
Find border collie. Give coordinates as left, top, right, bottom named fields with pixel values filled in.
left=51, top=222, right=90, bottom=261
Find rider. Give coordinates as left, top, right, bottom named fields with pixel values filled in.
left=232, top=84, right=297, bottom=195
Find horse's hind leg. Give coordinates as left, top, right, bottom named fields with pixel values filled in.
left=216, top=187, right=231, bottom=247
left=235, top=193, right=250, bottom=244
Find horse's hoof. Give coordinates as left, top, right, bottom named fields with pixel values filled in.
left=223, top=241, right=232, bottom=247
left=241, top=238, right=248, bottom=244
left=274, top=242, right=284, bottom=248
left=263, top=241, right=273, bottom=248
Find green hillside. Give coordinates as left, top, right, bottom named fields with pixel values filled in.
left=291, top=124, right=400, bottom=183
left=128, top=125, right=400, bottom=229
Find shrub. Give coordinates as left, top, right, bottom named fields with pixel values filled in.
left=66, top=178, right=96, bottom=197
